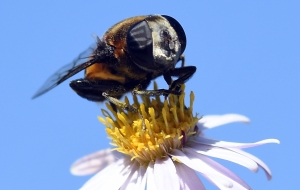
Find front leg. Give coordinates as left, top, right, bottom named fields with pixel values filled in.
left=132, top=84, right=180, bottom=97
left=169, top=66, right=196, bottom=92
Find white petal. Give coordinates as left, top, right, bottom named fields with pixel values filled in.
left=71, top=149, right=121, bottom=176
left=204, top=174, right=250, bottom=190
left=80, top=157, right=132, bottom=190
left=197, top=114, right=250, bottom=130
left=201, top=175, right=225, bottom=190
left=175, top=162, right=206, bottom=190
left=188, top=144, right=258, bottom=172
left=229, top=148, right=273, bottom=180
left=185, top=148, right=251, bottom=189
left=80, top=158, right=124, bottom=189
left=191, top=136, right=280, bottom=149
left=146, top=163, right=158, bottom=190
left=170, top=149, right=233, bottom=188
left=134, top=166, right=147, bottom=190
left=120, top=161, right=139, bottom=190
left=154, top=157, right=180, bottom=190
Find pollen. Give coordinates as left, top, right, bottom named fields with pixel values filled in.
left=99, top=83, right=199, bottom=165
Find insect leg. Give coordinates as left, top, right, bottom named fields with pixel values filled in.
left=133, top=57, right=193, bottom=98
left=162, top=54, right=185, bottom=86
left=132, top=78, right=180, bottom=99
left=102, top=91, right=138, bottom=113
left=163, top=54, right=185, bottom=86
left=132, top=85, right=180, bottom=97
left=169, top=66, right=196, bottom=92
left=179, top=54, right=185, bottom=68
left=70, top=79, right=138, bottom=112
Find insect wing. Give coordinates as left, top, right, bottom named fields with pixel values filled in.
left=32, top=44, right=96, bottom=98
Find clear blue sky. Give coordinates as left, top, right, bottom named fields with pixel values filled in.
left=0, top=1, right=298, bottom=189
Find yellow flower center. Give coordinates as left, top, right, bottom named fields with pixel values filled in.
left=98, top=83, right=199, bottom=166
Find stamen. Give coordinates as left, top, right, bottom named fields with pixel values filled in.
left=99, top=83, right=199, bottom=165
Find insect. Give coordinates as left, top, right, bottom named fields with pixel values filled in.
left=33, top=15, right=196, bottom=112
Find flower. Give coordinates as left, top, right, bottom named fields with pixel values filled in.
left=71, top=85, right=279, bottom=190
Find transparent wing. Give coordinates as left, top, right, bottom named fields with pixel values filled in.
left=32, top=44, right=96, bottom=99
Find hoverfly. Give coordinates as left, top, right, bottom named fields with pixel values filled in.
left=33, top=15, right=196, bottom=111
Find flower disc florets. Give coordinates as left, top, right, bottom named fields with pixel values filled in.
left=99, top=84, right=199, bottom=166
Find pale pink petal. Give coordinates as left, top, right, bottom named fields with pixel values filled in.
left=71, top=149, right=121, bottom=176
left=120, top=161, right=139, bottom=190
left=146, top=163, right=158, bottom=190
left=173, top=135, right=182, bottom=149
left=191, top=136, right=279, bottom=149
left=80, top=157, right=132, bottom=190
left=229, top=148, right=273, bottom=180
left=154, top=157, right=180, bottom=190
left=175, top=162, right=206, bottom=190
left=134, top=166, right=147, bottom=190
left=170, top=149, right=233, bottom=188
left=198, top=114, right=250, bottom=130
left=185, top=148, right=251, bottom=189
left=188, top=144, right=258, bottom=172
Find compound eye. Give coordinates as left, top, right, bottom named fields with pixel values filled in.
left=162, top=15, right=186, bottom=55
left=127, top=20, right=154, bottom=69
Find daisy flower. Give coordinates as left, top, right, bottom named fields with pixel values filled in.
left=71, top=85, right=279, bottom=190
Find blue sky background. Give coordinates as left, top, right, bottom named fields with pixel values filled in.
left=0, top=1, right=299, bottom=189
